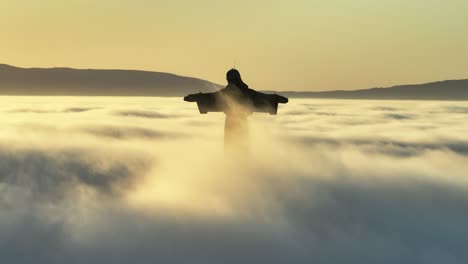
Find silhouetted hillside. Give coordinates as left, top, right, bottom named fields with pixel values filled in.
left=1, top=64, right=467, bottom=99
left=278, top=79, right=468, bottom=100
left=0, top=64, right=220, bottom=96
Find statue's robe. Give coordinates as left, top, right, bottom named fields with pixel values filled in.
left=184, top=84, right=288, bottom=153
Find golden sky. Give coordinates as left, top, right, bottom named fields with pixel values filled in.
left=1, top=0, right=468, bottom=91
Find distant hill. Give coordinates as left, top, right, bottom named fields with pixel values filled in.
left=1, top=64, right=467, bottom=100
left=278, top=79, right=468, bottom=100
left=0, top=64, right=220, bottom=96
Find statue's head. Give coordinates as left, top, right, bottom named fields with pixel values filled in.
left=226, top=69, right=242, bottom=84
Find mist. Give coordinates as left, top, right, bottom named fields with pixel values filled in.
left=1, top=97, right=468, bottom=263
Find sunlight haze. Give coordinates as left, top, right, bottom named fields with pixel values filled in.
left=1, top=2, right=468, bottom=263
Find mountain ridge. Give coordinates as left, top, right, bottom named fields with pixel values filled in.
left=0, top=64, right=221, bottom=96
left=1, top=64, right=467, bottom=100
left=276, top=79, right=468, bottom=100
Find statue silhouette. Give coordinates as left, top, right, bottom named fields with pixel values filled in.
left=184, top=69, right=288, bottom=153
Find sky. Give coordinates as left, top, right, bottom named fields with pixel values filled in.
left=1, top=0, right=468, bottom=91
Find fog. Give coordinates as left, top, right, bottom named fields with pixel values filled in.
left=1, top=97, right=468, bottom=263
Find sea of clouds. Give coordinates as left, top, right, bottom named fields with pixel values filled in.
left=1, top=96, right=468, bottom=263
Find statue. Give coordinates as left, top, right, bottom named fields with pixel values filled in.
left=184, top=69, right=288, bottom=153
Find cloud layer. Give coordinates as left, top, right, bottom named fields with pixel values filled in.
left=1, top=97, right=468, bottom=263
